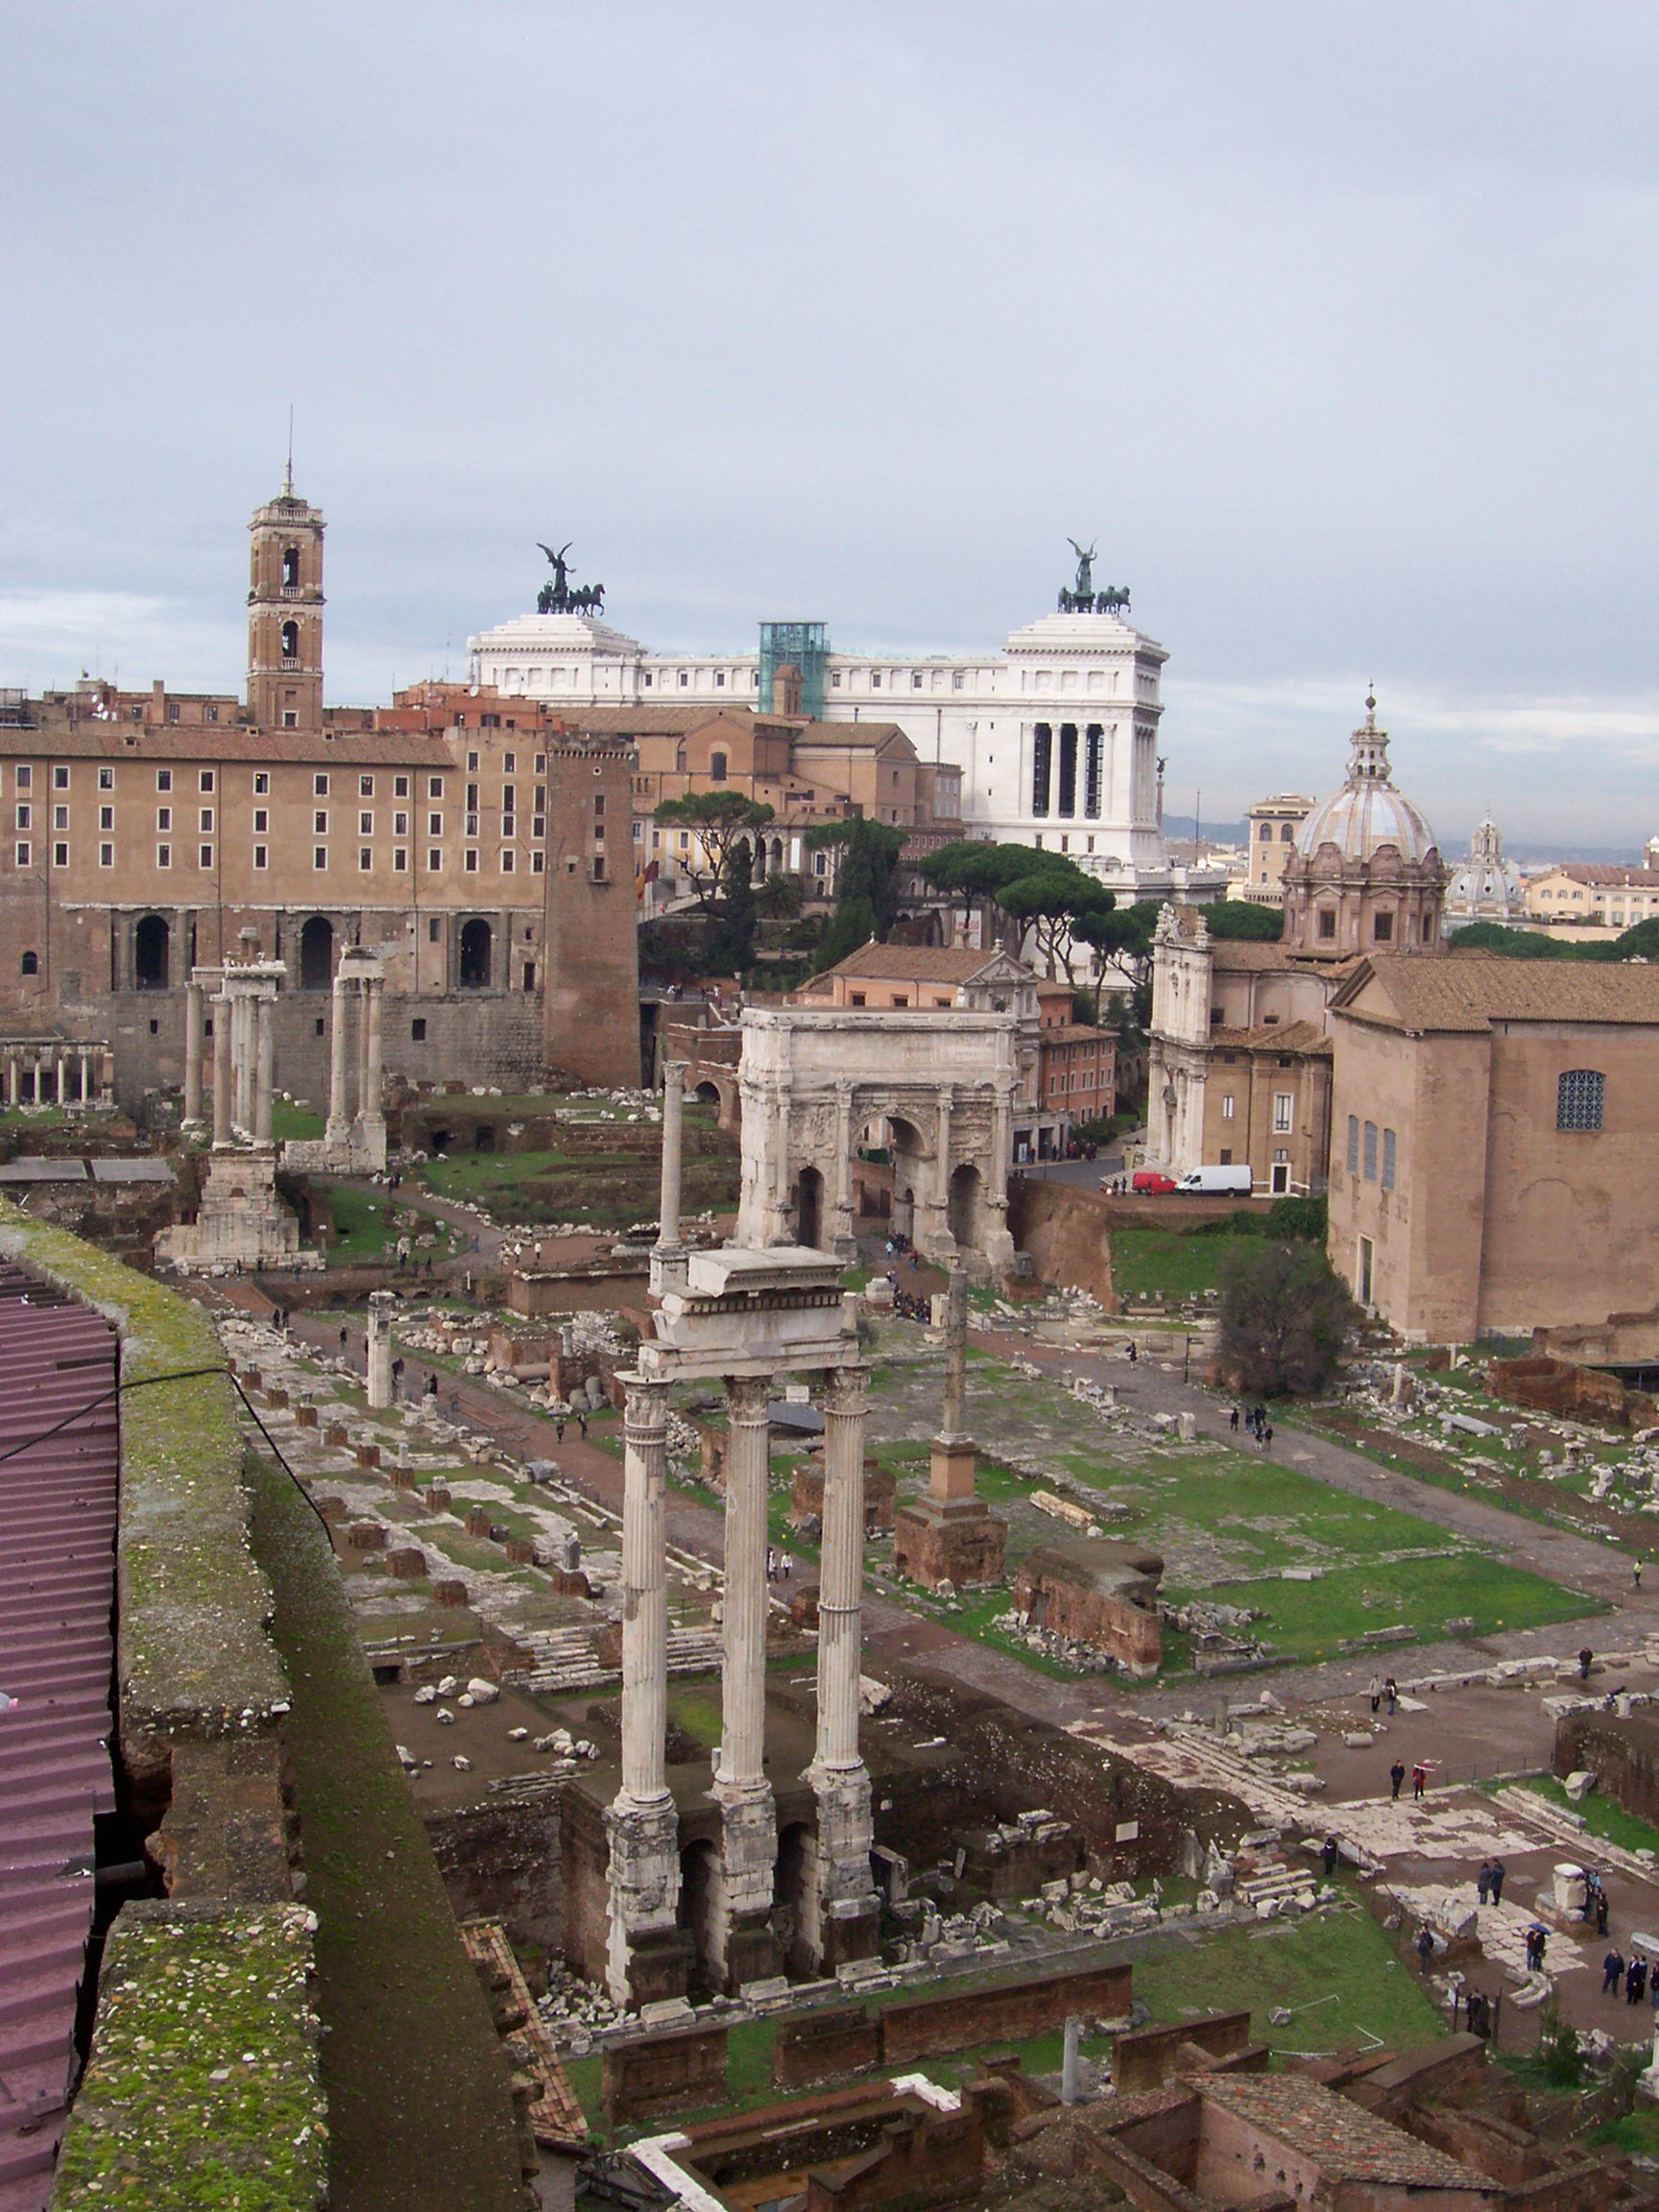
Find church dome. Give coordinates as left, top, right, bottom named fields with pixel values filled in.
left=1294, top=698, right=1439, bottom=867
left=1445, top=817, right=1527, bottom=923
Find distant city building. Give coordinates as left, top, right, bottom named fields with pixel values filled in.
left=470, top=558, right=1227, bottom=902
left=1147, top=697, right=1445, bottom=1194
left=1526, top=862, right=1659, bottom=930
left=1239, top=792, right=1315, bottom=904
left=1443, top=816, right=1529, bottom=928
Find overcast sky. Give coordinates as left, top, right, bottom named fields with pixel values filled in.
left=5, top=3, right=1659, bottom=851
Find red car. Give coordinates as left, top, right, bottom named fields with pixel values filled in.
left=1127, top=1169, right=1177, bottom=1195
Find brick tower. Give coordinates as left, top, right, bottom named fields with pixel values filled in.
left=542, top=737, right=641, bottom=1087
left=247, top=464, right=325, bottom=731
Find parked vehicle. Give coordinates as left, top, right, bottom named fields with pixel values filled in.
left=1128, top=1169, right=1177, bottom=1195
left=1176, top=1165, right=1253, bottom=1196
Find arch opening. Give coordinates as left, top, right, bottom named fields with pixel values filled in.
left=794, top=1164, right=825, bottom=1251
left=459, top=917, right=493, bottom=989
left=949, top=1162, right=982, bottom=1254
left=299, top=916, right=334, bottom=990
left=133, top=914, right=170, bottom=992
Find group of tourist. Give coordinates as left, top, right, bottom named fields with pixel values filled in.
left=1228, top=1404, right=1275, bottom=1450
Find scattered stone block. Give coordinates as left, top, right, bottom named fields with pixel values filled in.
left=387, top=1546, right=427, bottom=1578
left=434, top=1578, right=469, bottom=1607
left=345, top=1522, right=386, bottom=1551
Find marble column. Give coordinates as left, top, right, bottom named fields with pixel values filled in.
left=605, top=1374, right=687, bottom=2008
left=54, top=1052, right=65, bottom=1107
left=366, top=1290, right=395, bottom=1408
left=183, top=982, right=204, bottom=1123
left=830, top=1080, right=855, bottom=1256
left=4, top=1052, right=16, bottom=1107
left=233, top=992, right=254, bottom=1135
left=806, top=1363, right=880, bottom=1968
left=325, top=977, right=351, bottom=1148
left=254, top=995, right=276, bottom=1144
left=651, top=1064, right=686, bottom=1294
left=711, top=1374, right=781, bottom=1990
left=211, top=994, right=232, bottom=1145
left=362, top=979, right=384, bottom=1144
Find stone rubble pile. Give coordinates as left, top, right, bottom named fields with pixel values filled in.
left=537, top=1965, right=626, bottom=2055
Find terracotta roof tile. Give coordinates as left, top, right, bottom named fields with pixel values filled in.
left=1337, top=952, right=1659, bottom=1031
left=1193, top=2076, right=1490, bottom=2188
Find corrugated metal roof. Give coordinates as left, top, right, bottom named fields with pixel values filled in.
left=0, top=1258, right=118, bottom=2211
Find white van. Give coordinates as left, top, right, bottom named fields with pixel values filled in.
left=1177, top=1165, right=1252, bottom=1196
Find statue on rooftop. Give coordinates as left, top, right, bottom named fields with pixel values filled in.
left=1068, top=538, right=1098, bottom=597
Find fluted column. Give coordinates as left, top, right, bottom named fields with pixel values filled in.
left=325, top=976, right=351, bottom=1149
left=830, top=1080, right=855, bottom=1255
left=605, top=1372, right=686, bottom=2007
left=183, top=982, right=204, bottom=1122
left=805, top=1362, right=880, bottom=1970
left=711, top=1373, right=781, bottom=1990
left=363, top=979, right=383, bottom=1128
left=233, top=992, right=254, bottom=1134
left=651, top=1064, right=686, bottom=1295
left=254, top=995, right=276, bottom=1144
left=211, top=993, right=232, bottom=1146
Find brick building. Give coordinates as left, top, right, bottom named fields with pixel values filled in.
left=0, top=480, right=640, bottom=1106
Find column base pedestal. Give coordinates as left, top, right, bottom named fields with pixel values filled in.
left=712, top=1782, right=781, bottom=1995
left=806, top=1760, right=881, bottom=1975
left=819, top=1896, right=882, bottom=1972
left=604, top=1793, right=690, bottom=2009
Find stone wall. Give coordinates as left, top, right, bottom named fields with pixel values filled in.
left=774, top=2006, right=884, bottom=2089
left=1007, top=1175, right=1118, bottom=1307
left=425, top=1785, right=564, bottom=1960
left=601, top=2022, right=729, bottom=2125
left=1112, top=2012, right=1258, bottom=2093
left=802, top=2101, right=984, bottom=2212
left=1553, top=1710, right=1659, bottom=1830
left=1013, top=1540, right=1164, bottom=1675
left=1487, top=1355, right=1655, bottom=1431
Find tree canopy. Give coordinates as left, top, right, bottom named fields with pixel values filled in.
left=806, top=816, right=909, bottom=949
left=1217, top=1237, right=1358, bottom=1398
left=653, top=790, right=775, bottom=905
left=1204, top=900, right=1286, bottom=942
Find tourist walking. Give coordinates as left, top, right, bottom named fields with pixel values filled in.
left=1598, top=1887, right=1611, bottom=1938
left=1490, top=1859, right=1506, bottom=1905
left=1383, top=1676, right=1399, bottom=1714
left=1411, top=1762, right=1427, bottom=1800
left=1636, top=1558, right=1646, bottom=1590
left=1629, top=1958, right=1649, bottom=2005
left=780, top=1550, right=793, bottom=1581
left=1416, top=1924, right=1435, bottom=1977
left=1229, top=1406, right=1239, bottom=1433
left=1477, top=1860, right=1492, bottom=1907
left=1368, top=1675, right=1382, bottom=1715
left=1322, top=1835, right=1339, bottom=1879
left=1603, top=1947, right=1625, bottom=1994
left=766, top=1548, right=778, bottom=1583
left=1579, top=1646, right=1595, bottom=1682
left=1389, top=1760, right=1406, bottom=1800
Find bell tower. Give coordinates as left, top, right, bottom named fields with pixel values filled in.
left=248, top=462, right=325, bottom=730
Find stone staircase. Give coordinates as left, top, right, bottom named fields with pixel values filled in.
left=514, top=1622, right=724, bottom=1696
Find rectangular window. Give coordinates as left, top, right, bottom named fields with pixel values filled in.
left=13, top=805, right=28, bottom=830
left=1221, top=1094, right=1235, bottom=1119
left=394, top=775, right=409, bottom=798
left=503, top=751, right=516, bottom=774
left=199, top=844, right=213, bottom=869
left=14, top=842, right=29, bottom=867
left=393, top=811, right=408, bottom=835
left=253, top=845, right=268, bottom=870
left=1273, top=1092, right=1293, bottom=1134
left=427, top=849, right=442, bottom=872
left=502, top=783, right=516, bottom=812
left=465, top=849, right=478, bottom=873
left=253, top=808, right=268, bottom=833
left=1347, top=1114, right=1359, bottom=1173
left=1317, top=909, right=1336, bottom=940
left=1362, top=1119, right=1379, bottom=1180
left=53, top=805, right=68, bottom=831
left=314, top=846, right=327, bottom=869
left=533, top=755, right=545, bottom=775
left=98, top=766, right=114, bottom=790
left=314, top=810, right=327, bottom=834
left=14, top=765, right=31, bottom=789
left=54, top=766, right=69, bottom=790
left=394, top=847, right=408, bottom=872
left=356, top=847, right=371, bottom=871
left=411, top=1018, right=427, bottom=1042
left=467, top=751, right=479, bottom=771
left=532, top=816, right=544, bottom=840
left=428, top=776, right=444, bottom=798
left=200, top=806, right=213, bottom=831
left=501, top=849, right=515, bottom=872
left=314, top=774, right=329, bottom=796
left=358, top=811, right=373, bottom=834
left=1382, top=1126, right=1397, bottom=1190
left=156, top=807, right=171, bottom=831
left=99, top=841, right=113, bottom=867
left=53, top=841, right=67, bottom=866
left=99, top=805, right=114, bottom=831
left=156, top=843, right=170, bottom=868
left=427, top=812, right=443, bottom=836
left=359, top=775, right=374, bottom=797
left=200, top=770, right=214, bottom=792
left=531, top=851, right=544, bottom=873
left=1557, top=1068, right=1606, bottom=1132
left=253, top=771, right=270, bottom=794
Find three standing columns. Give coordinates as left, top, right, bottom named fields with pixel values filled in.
left=805, top=1363, right=881, bottom=1967
left=604, top=1375, right=688, bottom=2008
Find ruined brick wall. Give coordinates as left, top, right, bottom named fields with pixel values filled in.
left=775, top=2007, right=884, bottom=2089
left=803, top=2105, right=984, bottom=2212
left=424, top=1789, right=563, bottom=1960
left=1555, top=1712, right=1659, bottom=1829
left=878, top=1665, right=1244, bottom=1877
left=602, top=2023, right=728, bottom=2126
left=1013, top=1557, right=1163, bottom=1672
left=1007, top=1176, right=1118, bottom=1308
left=880, top=1960, right=1132, bottom=2066
left=1113, top=2013, right=1256, bottom=2093
left=792, top=1460, right=896, bottom=1534
left=1487, top=1355, right=1655, bottom=1431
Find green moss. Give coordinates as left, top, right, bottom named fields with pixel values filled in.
left=0, top=1200, right=286, bottom=1740
left=53, top=1902, right=326, bottom=2211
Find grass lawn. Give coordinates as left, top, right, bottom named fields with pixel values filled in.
left=1110, top=1226, right=1238, bottom=1300
left=1189, top=1552, right=1594, bottom=1664
left=247, top=1454, right=524, bottom=2211
left=272, top=1097, right=327, bottom=1142
left=327, top=1186, right=397, bottom=1262
left=1133, top=1901, right=1448, bottom=2057
left=1508, top=1774, right=1659, bottom=1860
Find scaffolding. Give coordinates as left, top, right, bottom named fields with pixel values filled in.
left=757, top=621, right=828, bottom=722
